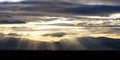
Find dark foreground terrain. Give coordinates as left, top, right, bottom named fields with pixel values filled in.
left=0, top=35, right=120, bottom=50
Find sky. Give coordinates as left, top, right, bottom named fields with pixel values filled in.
left=0, top=0, right=120, bottom=50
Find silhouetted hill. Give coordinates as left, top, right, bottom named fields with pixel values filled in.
left=0, top=34, right=120, bottom=50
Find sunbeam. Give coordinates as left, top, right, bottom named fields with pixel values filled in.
left=0, top=1, right=120, bottom=50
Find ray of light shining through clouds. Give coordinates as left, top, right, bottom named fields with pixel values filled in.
left=0, top=0, right=120, bottom=50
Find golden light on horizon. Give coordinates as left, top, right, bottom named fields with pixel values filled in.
left=110, top=13, right=120, bottom=18
left=0, top=16, right=120, bottom=42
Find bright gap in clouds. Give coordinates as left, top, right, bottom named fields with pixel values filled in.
left=0, top=0, right=22, bottom=2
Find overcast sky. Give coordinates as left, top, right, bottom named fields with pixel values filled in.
left=24, top=0, right=120, bottom=5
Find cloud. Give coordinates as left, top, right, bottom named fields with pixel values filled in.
left=24, top=0, right=120, bottom=5
left=64, top=0, right=120, bottom=5
left=42, top=32, right=66, bottom=37
left=7, top=33, right=20, bottom=36
left=0, top=20, right=26, bottom=24
left=47, top=23, right=75, bottom=26
left=20, top=1, right=120, bottom=16
left=58, top=5, right=120, bottom=16
left=1, top=1, right=120, bottom=16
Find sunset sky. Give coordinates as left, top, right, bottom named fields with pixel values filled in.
left=0, top=0, right=120, bottom=50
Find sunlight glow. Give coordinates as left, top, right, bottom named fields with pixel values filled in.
left=0, top=0, right=5, bottom=2
left=0, top=0, right=22, bottom=2
left=110, top=13, right=120, bottom=18
left=0, top=16, right=120, bottom=42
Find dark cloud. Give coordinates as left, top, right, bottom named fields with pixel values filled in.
left=64, top=0, right=120, bottom=5
left=0, top=20, right=26, bottom=24
left=7, top=33, right=20, bottom=36
left=24, top=0, right=120, bottom=5
left=1, top=1, right=120, bottom=16
left=42, top=32, right=66, bottom=37
left=20, top=1, right=120, bottom=16
left=57, top=5, right=120, bottom=16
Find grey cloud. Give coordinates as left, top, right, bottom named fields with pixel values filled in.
left=0, top=20, right=26, bottom=24
left=19, top=1, right=120, bottom=16
left=42, top=32, right=66, bottom=37
left=58, top=5, right=120, bottom=16
left=65, top=0, right=120, bottom=5
left=1, top=1, right=120, bottom=16
left=24, top=0, right=120, bottom=5
left=7, top=33, right=20, bottom=36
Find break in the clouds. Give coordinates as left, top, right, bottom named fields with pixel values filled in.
left=25, top=0, right=120, bottom=5
left=1, top=32, right=120, bottom=50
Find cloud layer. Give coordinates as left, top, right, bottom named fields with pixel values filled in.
left=24, top=0, right=120, bottom=5
left=59, top=5, right=120, bottom=16
left=0, top=1, right=120, bottom=16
